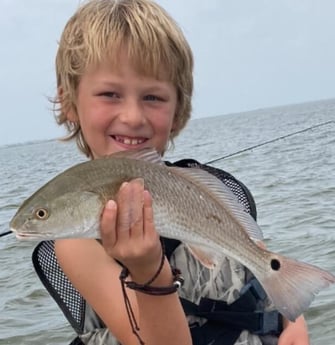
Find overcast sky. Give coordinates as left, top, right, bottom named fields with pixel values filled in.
left=0, top=0, right=334, bottom=146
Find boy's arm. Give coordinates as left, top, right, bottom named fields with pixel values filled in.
left=55, top=180, right=192, bottom=345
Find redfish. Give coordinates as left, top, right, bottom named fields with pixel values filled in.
left=10, top=149, right=335, bottom=321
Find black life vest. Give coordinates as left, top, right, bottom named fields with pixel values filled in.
left=32, top=159, right=282, bottom=345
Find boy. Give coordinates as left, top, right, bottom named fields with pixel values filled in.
left=34, top=0, right=309, bottom=344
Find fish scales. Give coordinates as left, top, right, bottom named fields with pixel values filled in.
left=107, top=158, right=261, bottom=270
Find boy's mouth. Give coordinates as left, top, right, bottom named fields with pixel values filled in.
left=113, top=135, right=147, bottom=146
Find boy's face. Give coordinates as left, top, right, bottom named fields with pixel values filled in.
left=67, top=57, right=178, bottom=159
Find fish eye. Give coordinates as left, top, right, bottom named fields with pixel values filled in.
left=34, top=208, right=49, bottom=220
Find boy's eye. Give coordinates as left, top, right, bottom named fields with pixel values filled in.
left=144, top=95, right=162, bottom=101
left=99, top=92, right=119, bottom=98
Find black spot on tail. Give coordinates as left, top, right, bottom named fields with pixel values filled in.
left=271, top=258, right=281, bottom=271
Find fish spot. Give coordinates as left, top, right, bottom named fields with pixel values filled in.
left=270, top=258, right=281, bottom=271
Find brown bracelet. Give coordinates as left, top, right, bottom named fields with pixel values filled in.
left=119, top=240, right=184, bottom=344
left=121, top=267, right=184, bottom=295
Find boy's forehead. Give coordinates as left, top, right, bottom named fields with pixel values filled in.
left=93, top=51, right=172, bottom=82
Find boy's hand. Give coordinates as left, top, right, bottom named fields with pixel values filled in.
left=278, top=316, right=310, bottom=345
left=100, top=178, right=163, bottom=283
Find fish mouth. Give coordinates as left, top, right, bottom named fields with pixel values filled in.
left=15, top=233, right=34, bottom=240
left=11, top=228, right=46, bottom=240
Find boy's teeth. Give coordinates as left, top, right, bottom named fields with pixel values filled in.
left=115, top=136, right=145, bottom=145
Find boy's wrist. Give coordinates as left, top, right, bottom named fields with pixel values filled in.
left=128, top=256, right=172, bottom=286
left=124, top=238, right=170, bottom=285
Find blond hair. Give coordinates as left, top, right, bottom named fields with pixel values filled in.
left=54, top=0, right=194, bottom=157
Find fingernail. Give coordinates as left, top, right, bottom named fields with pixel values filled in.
left=106, top=200, right=116, bottom=210
left=120, top=182, right=129, bottom=189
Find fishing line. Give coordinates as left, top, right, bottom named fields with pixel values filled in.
left=0, top=230, right=12, bottom=237
left=0, top=121, right=333, bottom=239
left=205, top=120, right=334, bottom=165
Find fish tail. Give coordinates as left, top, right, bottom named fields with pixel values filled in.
left=258, top=254, right=335, bottom=321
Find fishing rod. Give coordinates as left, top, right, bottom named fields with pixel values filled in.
left=0, top=120, right=333, bottom=238
left=205, top=120, right=334, bottom=165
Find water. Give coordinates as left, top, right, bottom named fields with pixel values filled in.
left=0, top=98, right=334, bottom=344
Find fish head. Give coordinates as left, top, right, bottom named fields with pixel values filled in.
left=10, top=190, right=103, bottom=240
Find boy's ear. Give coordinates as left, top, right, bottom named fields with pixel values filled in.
left=66, top=108, right=78, bottom=123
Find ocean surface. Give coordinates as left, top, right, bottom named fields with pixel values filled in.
left=0, top=98, right=334, bottom=344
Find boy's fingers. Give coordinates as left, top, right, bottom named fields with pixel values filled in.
left=143, top=190, right=155, bottom=237
left=100, top=199, right=117, bottom=250
left=128, top=179, right=145, bottom=239
left=115, top=182, right=131, bottom=240
left=116, top=179, right=144, bottom=240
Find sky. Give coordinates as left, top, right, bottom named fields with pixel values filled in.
left=0, top=0, right=334, bottom=147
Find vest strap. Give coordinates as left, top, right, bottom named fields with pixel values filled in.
left=181, top=278, right=283, bottom=336
left=68, top=337, right=85, bottom=345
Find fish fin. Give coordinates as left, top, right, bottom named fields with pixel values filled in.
left=257, top=253, right=335, bottom=321
left=186, top=244, right=221, bottom=269
left=104, top=148, right=165, bottom=165
left=169, top=166, right=263, bottom=241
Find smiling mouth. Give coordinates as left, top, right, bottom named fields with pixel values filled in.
left=113, top=135, right=147, bottom=145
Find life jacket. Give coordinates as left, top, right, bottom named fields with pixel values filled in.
left=32, top=159, right=282, bottom=345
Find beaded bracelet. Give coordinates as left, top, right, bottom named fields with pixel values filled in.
left=121, top=267, right=184, bottom=295
left=119, top=240, right=184, bottom=344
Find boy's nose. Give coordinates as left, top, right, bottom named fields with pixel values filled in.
left=119, top=100, right=146, bottom=127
